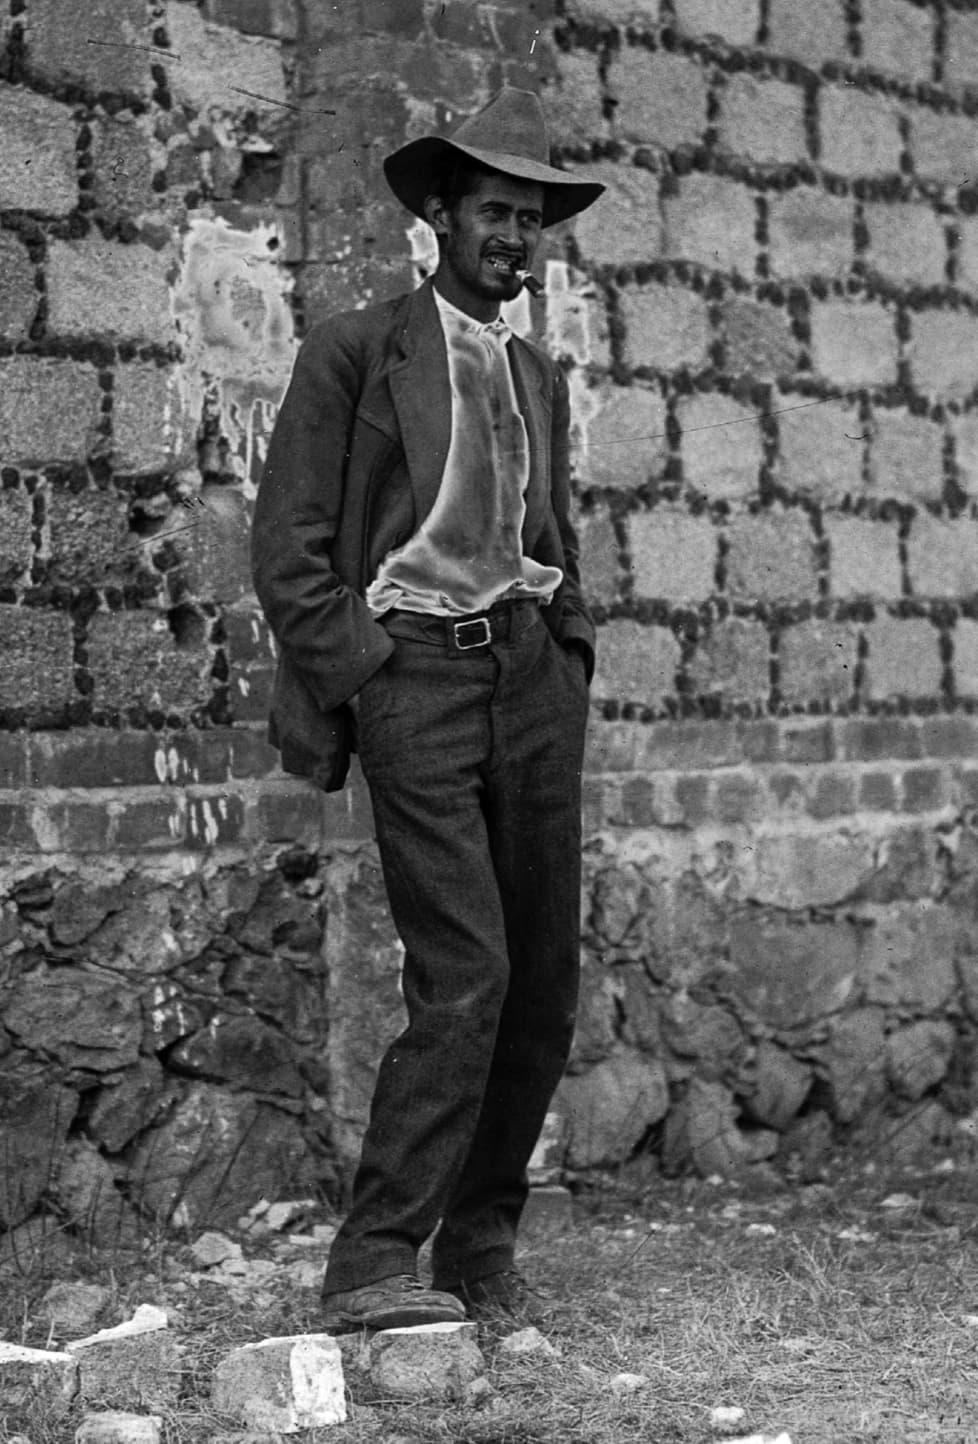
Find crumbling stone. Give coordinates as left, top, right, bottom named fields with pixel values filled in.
left=211, top=1335, right=346, bottom=1430
left=75, top=1414, right=163, bottom=1444
left=0, top=1342, right=78, bottom=1419
left=356, top=1322, right=485, bottom=1401
left=68, top=1307, right=180, bottom=1412
left=40, top=1282, right=111, bottom=1340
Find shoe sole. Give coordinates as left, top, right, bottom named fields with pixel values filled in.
left=323, top=1302, right=467, bottom=1334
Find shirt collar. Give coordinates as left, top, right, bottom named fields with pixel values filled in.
left=433, top=287, right=511, bottom=345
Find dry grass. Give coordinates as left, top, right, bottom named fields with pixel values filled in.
left=2, top=1154, right=978, bottom=1443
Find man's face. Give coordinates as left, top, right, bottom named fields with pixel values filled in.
left=427, top=171, right=545, bottom=321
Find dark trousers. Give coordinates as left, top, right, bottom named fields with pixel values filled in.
left=322, top=602, right=589, bottom=1294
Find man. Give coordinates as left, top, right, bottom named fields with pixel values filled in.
left=252, top=88, right=604, bottom=1333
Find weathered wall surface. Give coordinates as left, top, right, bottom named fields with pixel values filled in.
left=2, top=0, right=978, bottom=1243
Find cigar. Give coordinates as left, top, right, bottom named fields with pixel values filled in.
left=515, top=269, right=545, bottom=297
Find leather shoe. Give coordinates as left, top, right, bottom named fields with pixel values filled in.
left=445, top=1269, right=551, bottom=1328
left=322, top=1273, right=467, bottom=1334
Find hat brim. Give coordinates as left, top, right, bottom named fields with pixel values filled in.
left=383, top=136, right=604, bottom=229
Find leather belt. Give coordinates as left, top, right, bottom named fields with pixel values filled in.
left=383, top=598, right=540, bottom=654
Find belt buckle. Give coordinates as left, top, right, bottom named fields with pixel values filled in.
left=453, top=616, right=492, bottom=650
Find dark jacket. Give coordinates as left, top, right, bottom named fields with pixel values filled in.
left=251, top=278, right=596, bottom=790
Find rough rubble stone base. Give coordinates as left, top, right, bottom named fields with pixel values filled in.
left=75, top=1412, right=164, bottom=1444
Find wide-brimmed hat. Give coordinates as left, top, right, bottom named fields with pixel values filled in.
left=383, top=88, right=604, bottom=229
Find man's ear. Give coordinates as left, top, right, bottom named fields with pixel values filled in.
left=423, top=193, right=451, bottom=237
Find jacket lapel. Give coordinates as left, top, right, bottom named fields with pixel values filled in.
left=509, top=336, right=551, bottom=545
left=389, top=280, right=452, bottom=527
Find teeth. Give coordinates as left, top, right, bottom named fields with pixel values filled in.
left=487, top=256, right=517, bottom=271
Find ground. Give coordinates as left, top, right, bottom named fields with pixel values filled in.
left=2, top=1142, right=977, bottom=1444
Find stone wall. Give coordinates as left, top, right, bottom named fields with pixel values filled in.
left=2, top=0, right=978, bottom=1243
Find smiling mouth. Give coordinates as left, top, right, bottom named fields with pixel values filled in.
left=485, top=254, right=521, bottom=274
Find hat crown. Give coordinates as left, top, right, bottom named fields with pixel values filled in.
left=449, top=88, right=549, bottom=166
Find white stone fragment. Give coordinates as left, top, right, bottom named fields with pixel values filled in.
left=75, top=1412, right=163, bottom=1444
left=264, top=1199, right=317, bottom=1231
left=611, top=1371, right=648, bottom=1392
left=497, top=1326, right=558, bottom=1358
left=0, top=1341, right=78, bottom=1417
left=710, top=1404, right=747, bottom=1431
left=70, top=1305, right=168, bottom=1347
left=212, top=1334, right=346, bottom=1432
left=366, top=1321, right=485, bottom=1399
left=190, top=1231, right=243, bottom=1267
left=724, top=1434, right=792, bottom=1444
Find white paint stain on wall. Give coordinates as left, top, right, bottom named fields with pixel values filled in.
left=171, top=217, right=296, bottom=496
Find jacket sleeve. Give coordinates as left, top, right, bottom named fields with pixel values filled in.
left=549, top=364, right=597, bottom=681
left=251, top=320, right=394, bottom=713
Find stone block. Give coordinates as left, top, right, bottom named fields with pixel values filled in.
left=26, top=0, right=151, bottom=95
left=743, top=828, right=877, bottom=908
left=522, top=1184, right=574, bottom=1233
left=579, top=507, right=621, bottom=608
left=130, top=1083, right=315, bottom=1226
left=571, top=163, right=663, bottom=267
left=0, top=86, right=77, bottom=214
left=776, top=394, right=864, bottom=502
left=0, top=606, right=75, bottom=716
left=75, top=1415, right=162, bottom=1444
left=729, top=912, right=859, bottom=1025
left=355, top=1323, right=484, bottom=1402
left=91, top=114, right=160, bottom=222
left=717, top=73, right=808, bottom=167
left=723, top=298, right=797, bottom=378
left=608, top=47, right=708, bottom=149
left=678, top=392, right=764, bottom=499
left=622, top=283, right=711, bottom=372
left=767, top=188, right=854, bottom=279
left=725, top=509, right=818, bottom=603
left=672, top=0, right=759, bottom=46
left=156, top=485, right=253, bottom=604
left=864, top=615, right=942, bottom=703
left=779, top=619, right=859, bottom=706
left=55, top=1138, right=143, bottom=1249
left=860, top=0, right=935, bottom=82
left=0, top=1066, right=78, bottom=1228
left=907, top=512, right=978, bottom=598
left=955, top=217, right=978, bottom=294
left=0, top=1342, right=78, bottom=1419
left=953, top=618, right=978, bottom=700
left=886, top=1020, right=955, bottom=1100
left=868, top=408, right=943, bottom=504
left=87, top=611, right=212, bottom=717
left=910, top=309, right=978, bottom=398
left=0, top=232, right=37, bottom=341
left=203, top=0, right=299, bottom=37
left=688, top=618, right=770, bottom=705
left=169, top=1015, right=303, bottom=1096
left=809, top=299, right=898, bottom=388
left=557, top=1052, right=668, bottom=1167
left=4, top=969, right=141, bottom=1073
left=47, top=238, right=176, bottom=347
left=952, top=410, right=978, bottom=497
left=662, top=1076, right=755, bottom=1178
left=583, top=384, right=667, bottom=496
left=910, top=109, right=977, bottom=188
left=818, top=1008, right=888, bottom=1123
left=863, top=201, right=947, bottom=287
left=112, top=365, right=195, bottom=476
left=47, top=484, right=133, bottom=588
left=541, top=51, right=608, bottom=148
left=826, top=515, right=902, bottom=599
left=591, top=619, right=681, bottom=708
left=742, top=1041, right=813, bottom=1130
left=41, top=1283, right=111, bottom=1340
left=0, top=488, right=33, bottom=584
left=819, top=85, right=903, bottom=177
left=663, top=173, right=758, bottom=275
left=212, top=1335, right=345, bottom=1430
left=628, top=506, right=716, bottom=602
left=857, top=901, right=958, bottom=1012
left=766, top=0, right=849, bottom=65
left=165, top=6, right=287, bottom=117
left=0, top=357, right=102, bottom=465
left=944, top=10, right=978, bottom=92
